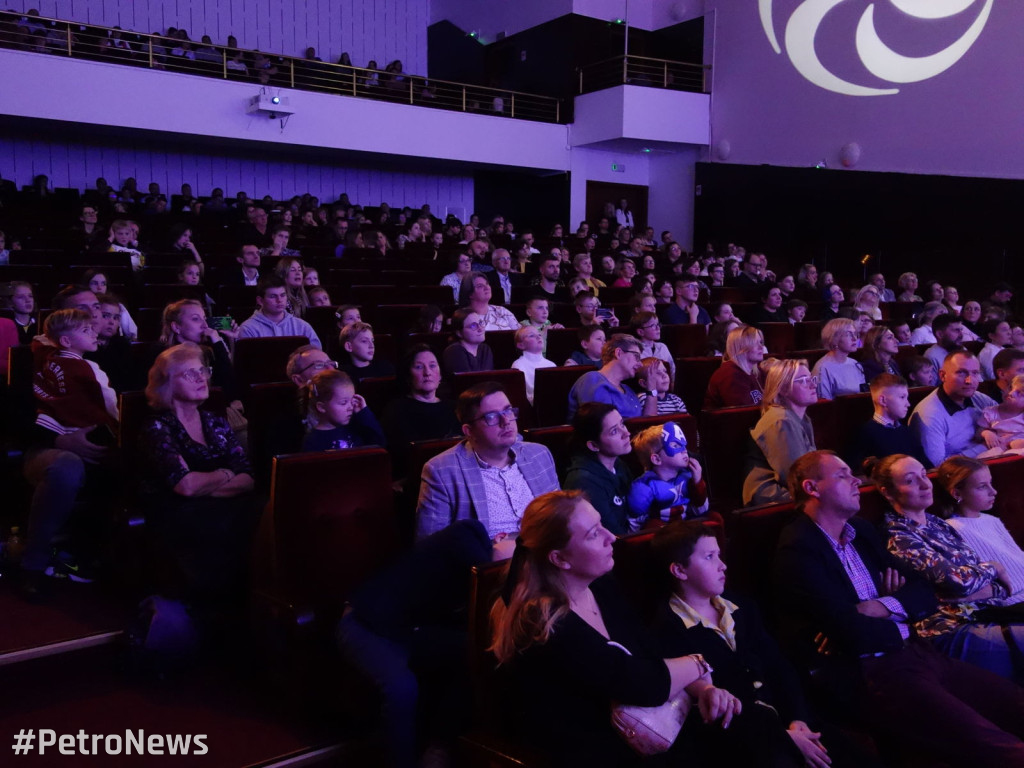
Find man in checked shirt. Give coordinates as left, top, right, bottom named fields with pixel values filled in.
left=774, top=450, right=1024, bottom=767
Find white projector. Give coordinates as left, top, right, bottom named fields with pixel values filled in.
left=246, top=94, right=295, bottom=117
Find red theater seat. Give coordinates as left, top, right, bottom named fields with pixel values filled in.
left=267, top=448, right=400, bottom=624
left=698, top=405, right=762, bottom=512
left=675, top=356, right=722, bottom=414
left=233, top=335, right=310, bottom=387
left=760, top=322, right=795, bottom=355
left=532, top=365, right=593, bottom=427
left=660, top=323, right=708, bottom=358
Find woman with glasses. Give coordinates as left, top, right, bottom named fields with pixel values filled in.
left=157, top=298, right=242, bottom=419
left=812, top=318, right=866, bottom=400
left=742, top=358, right=818, bottom=506
left=457, top=272, right=518, bottom=332
left=852, top=285, right=883, bottom=321
left=442, top=308, right=494, bottom=375
left=567, top=334, right=659, bottom=420
left=861, top=325, right=904, bottom=381
left=137, top=342, right=259, bottom=644
left=440, top=252, right=473, bottom=303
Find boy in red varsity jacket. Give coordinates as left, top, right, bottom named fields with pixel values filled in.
left=20, top=309, right=119, bottom=596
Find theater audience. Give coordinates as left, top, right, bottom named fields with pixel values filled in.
left=978, top=319, right=1012, bottom=380
left=812, top=318, right=866, bottom=400
left=665, top=276, right=711, bottom=325
left=979, top=348, right=1024, bottom=402
left=338, top=322, right=396, bottom=382
left=847, top=373, right=930, bottom=471
left=416, top=382, right=558, bottom=541
left=238, top=275, right=322, bottom=348
left=442, top=308, right=493, bottom=375
left=923, top=314, right=966, bottom=374
left=910, top=301, right=948, bottom=345
left=897, top=272, right=923, bottom=302
left=704, top=325, right=765, bottom=409
left=776, top=451, right=1024, bottom=767
left=567, top=334, right=657, bottom=421
left=562, top=403, right=634, bottom=535
left=137, top=343, right=258, bottom=641
left=564, top=325, right=604, bottom=367
left=628, top=423, right=708, bottom=529
left=458, top=272, right=518, bottom=332
left=860, top=325, right=902, bottom=381
left=742, top=358, right=818, bottom=506
left=299, top=368, right=384, bottom=451
left=937, top=456, right=1024, bottom=604
left=490, top=490, right=729, bottom=766
left=909, top=351, right=994, bottom=466
left=871, top=453, right=1024, bottom=681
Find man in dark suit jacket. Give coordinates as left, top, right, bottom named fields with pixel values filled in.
left=218, top=244, right=261, bottom=287
left=485, top=248, right=524, bottom=307
left=775, top=451, right=1024, bottom=766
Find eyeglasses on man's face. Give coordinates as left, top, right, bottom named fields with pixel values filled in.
left=474, top=406, right=519, bottom=426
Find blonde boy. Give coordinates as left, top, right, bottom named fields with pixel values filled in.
left=520, top=297, right=564, bottom=355
left=339, top=321, right=395, bottom=381
left=511, top=324, right=556, bottom=404
left=626, top=422, right=708, bottom=529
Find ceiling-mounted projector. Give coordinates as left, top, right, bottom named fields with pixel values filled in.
left=247, top=94, right=295, bottom=117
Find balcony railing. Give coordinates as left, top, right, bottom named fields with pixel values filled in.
left=0, top=11, right=563, bottom=124
left=577, top=55, right=709, bottom=96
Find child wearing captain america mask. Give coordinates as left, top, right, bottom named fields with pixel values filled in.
left=626, top=422, right=709, bottom=531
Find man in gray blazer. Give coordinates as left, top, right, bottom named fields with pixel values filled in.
left=416, top=381, right=560, bottom=550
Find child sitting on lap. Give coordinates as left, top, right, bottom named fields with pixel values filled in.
left=978, top=374, right=1024, bottom=455
left=626, top=422, right=708, bottom=530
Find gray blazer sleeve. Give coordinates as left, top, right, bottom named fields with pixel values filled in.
left=416, top=455, right=458, bottom=539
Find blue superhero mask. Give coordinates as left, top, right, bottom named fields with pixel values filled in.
left=661, top=422, right=688, bottom=457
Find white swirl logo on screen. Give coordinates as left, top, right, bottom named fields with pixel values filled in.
left=759, top=0, right=994, bottom=96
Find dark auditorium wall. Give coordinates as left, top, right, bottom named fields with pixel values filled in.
left=473, top=170, right=569, bottom=236
left=694, top=162, right=1024, bottom=291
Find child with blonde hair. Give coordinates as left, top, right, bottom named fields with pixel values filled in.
left=978, top=374, right=1024, bottom=455
left=637, top=357, right=687, bottom=414
left=626, top=422, right=708, bottom=530
left=300, top=369, right=385, bottom=451
left=511, top=324, right=556, bottom=404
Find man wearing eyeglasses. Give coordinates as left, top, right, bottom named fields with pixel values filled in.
left=909, top=351, right=995, bottom=467
left=631, top=311, right=675, bottom=386
left=416, top=382, right=559, bottom=553
left=567, top=334, right=659, bottom=421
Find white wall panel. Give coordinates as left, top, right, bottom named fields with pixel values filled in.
left=3, top=0, right=427, bottom=71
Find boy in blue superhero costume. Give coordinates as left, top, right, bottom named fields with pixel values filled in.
left=627, top=422, right=709, bottom=530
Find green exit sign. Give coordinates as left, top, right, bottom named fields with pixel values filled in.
left=611, top=163, right=626, bottom=172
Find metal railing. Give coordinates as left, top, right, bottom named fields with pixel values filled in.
left=577, top=54, right=709, bottom=95
left=0, top=11, right=563, bottom=124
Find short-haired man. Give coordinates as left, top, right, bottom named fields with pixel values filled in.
left=416, top=382, right=559, bottom=545
left=664, top=277, right=712, bottom=326
left=909, top=351, right=995, bottom=466
left=486, top=248, right=522, bottom=306
left=923, top=314, right=965, bottom=374
left=238, top=275, right=322, bottom=349
left=567, top=334, right=659, bottom=420
left=530, top=252, right=568, bottom=303
left=869, top=273, right=895, bottom=303
left=979, top=348, right=1024, bottom=403
left=223, top=244, right=260, bottom=286
left=775, top=451, right=1024, bottom=766
left=733, top=252, right=768, bottom=289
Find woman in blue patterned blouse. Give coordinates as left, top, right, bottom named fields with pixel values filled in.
left=870, top=453, right=1024, bottom=682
